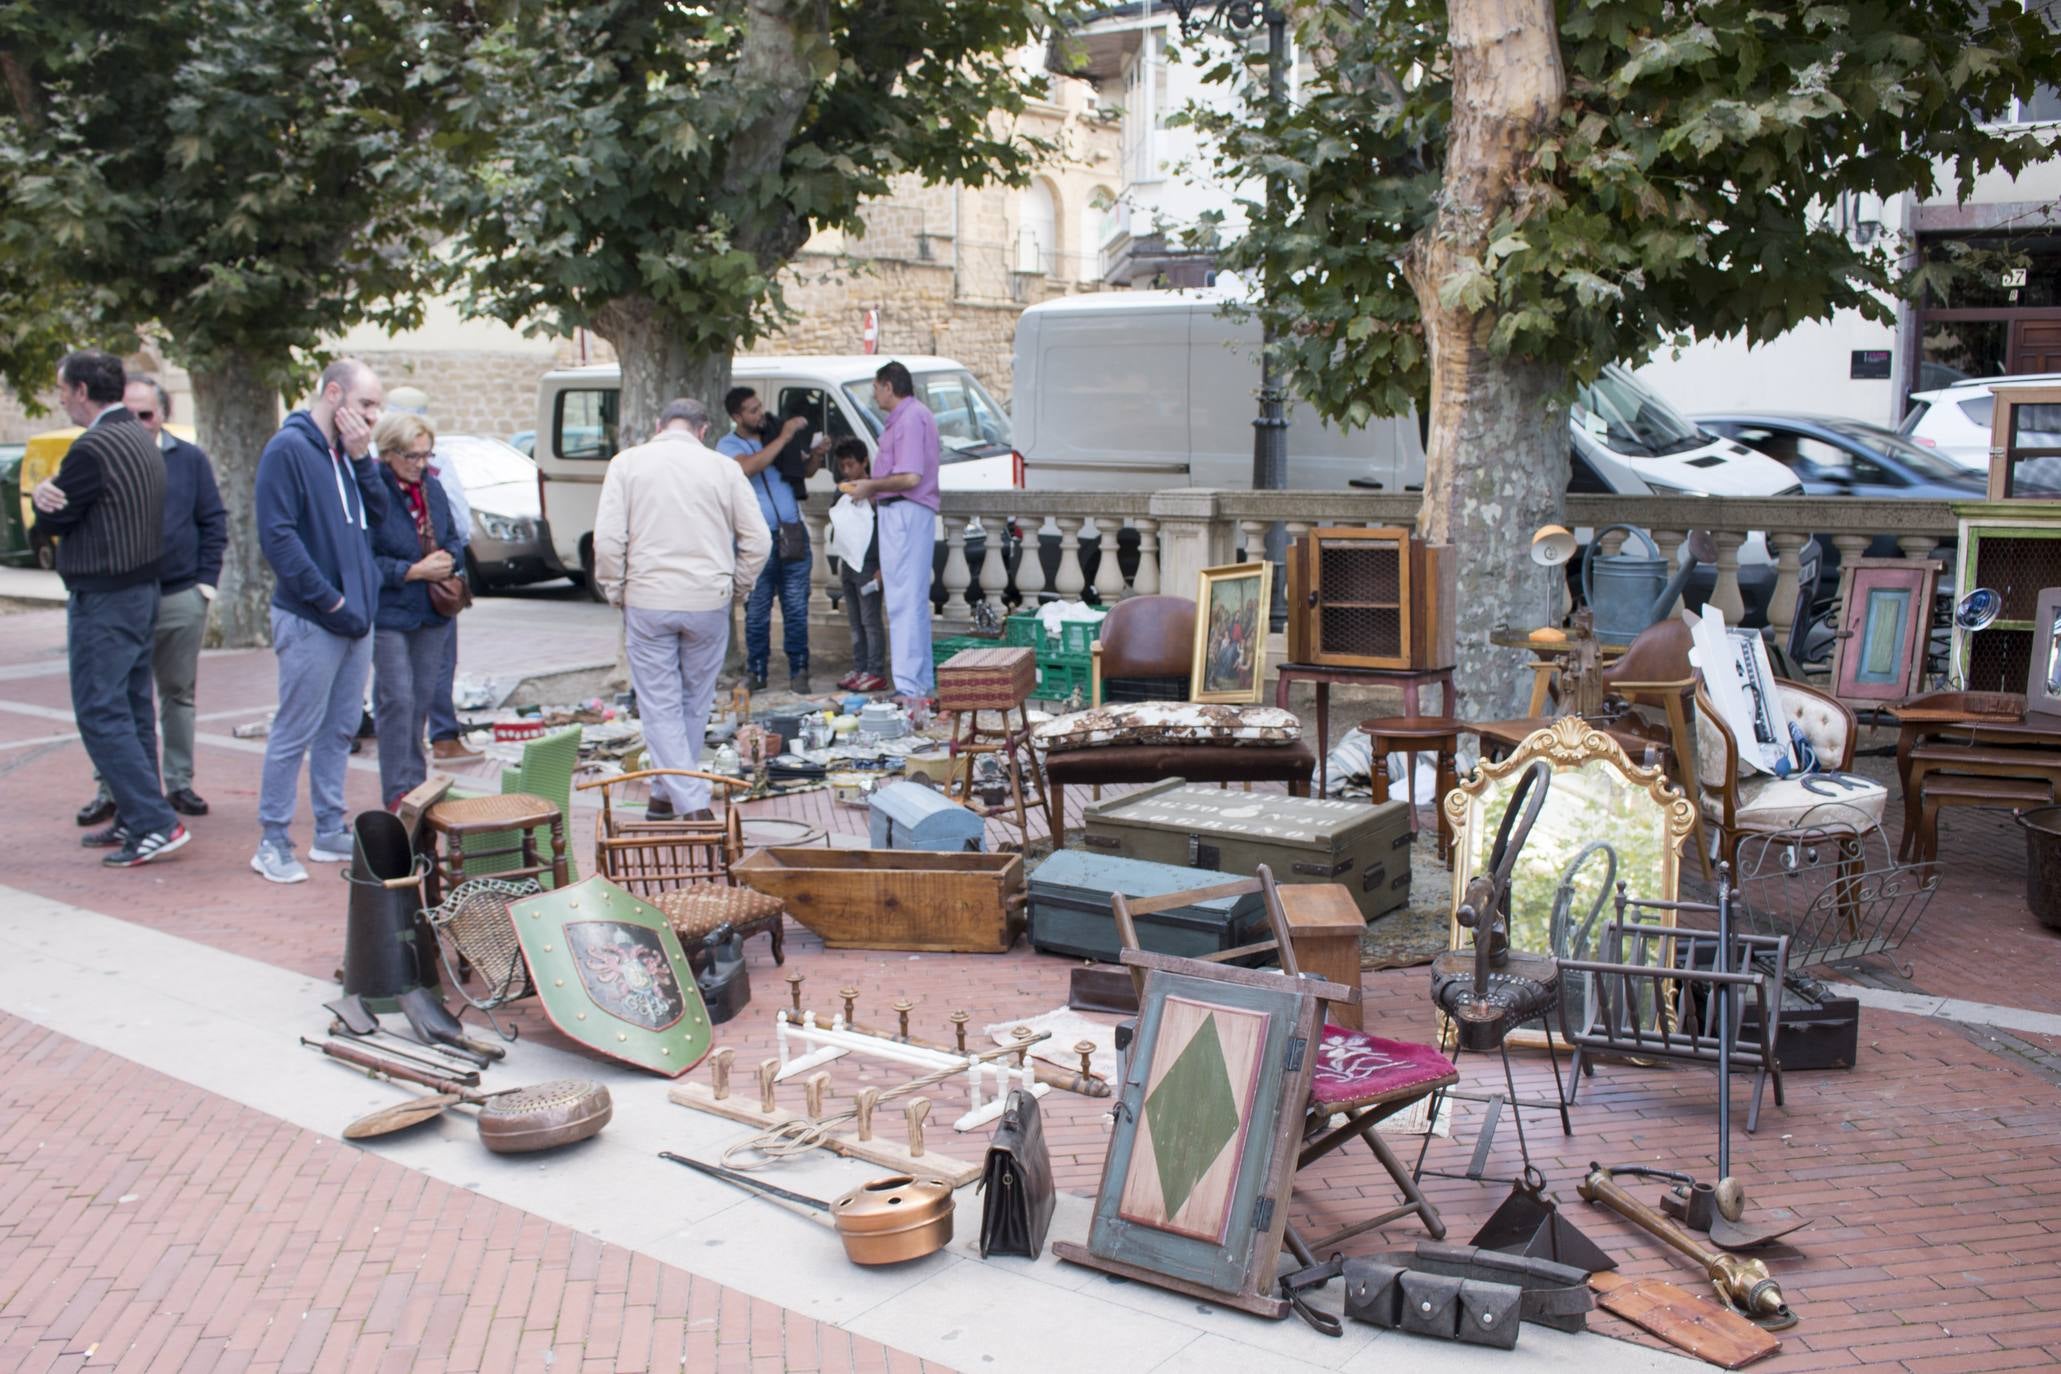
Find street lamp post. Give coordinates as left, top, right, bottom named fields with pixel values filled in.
left=1168, top=0, right=1290, bottom=626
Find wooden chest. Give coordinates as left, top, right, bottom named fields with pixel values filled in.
left=867, top=780, right=986, bottom=852
left=1027, top=850, right=1269, bottom=963
left=733, top=847, right=1025, bottom=953
left=937, top=646, right=1037, bottom=712
left=1082, top=781, right=1412, bottom=921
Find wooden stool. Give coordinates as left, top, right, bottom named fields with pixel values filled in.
left=937, top=647, right=1054, bottom=843
left=422, top=792, right=569, bottom=908
left=1359, top=715, right=1465, bottom=863
left=1915, top=775, right=2051, bottom=862
left=1279, top=884, right=1368, bottom=1029
left=655, top=884, right=789, bottom=964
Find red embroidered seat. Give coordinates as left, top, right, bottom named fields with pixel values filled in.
left=1310, top=1025, right=1457, bottom=1110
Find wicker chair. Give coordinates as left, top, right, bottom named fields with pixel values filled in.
left=576, top=767, right=787, bottom=963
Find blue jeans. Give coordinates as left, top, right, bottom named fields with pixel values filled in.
left=745, top=544, right=811, bottom=678
left=427, top=616, right=461, bottom=741
left=374, top=620, right=453, bottom=808
left=68, top=583, right=177, bottom=836
left=258, top=607, right=373, bottom=847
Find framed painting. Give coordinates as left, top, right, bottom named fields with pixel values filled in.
left=1830, top=558, right=1940, bottom=707
left=1052, top=950, right=1339, bottom=1319
left=2026, top=586, right=2061, bottom=718
left=1191, top=561, right=1272, bottom=704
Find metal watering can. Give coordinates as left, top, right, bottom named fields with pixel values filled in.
left=1580, top=524, right=1698, bottom=646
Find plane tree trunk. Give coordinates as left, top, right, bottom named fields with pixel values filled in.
left=190, top=350, right=280, bottom=648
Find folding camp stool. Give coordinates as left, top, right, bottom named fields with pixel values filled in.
left=1111, top=869, right=1455, bottom=1265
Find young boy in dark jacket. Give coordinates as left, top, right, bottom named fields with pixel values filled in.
left=830, top=439, right=887, bottom=693
left=249, top=359, right=388, bottom=884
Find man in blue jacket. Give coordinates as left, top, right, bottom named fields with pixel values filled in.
left=75, top=375, right=228, bottom=829
left=250, top=358, right=387, bottom=884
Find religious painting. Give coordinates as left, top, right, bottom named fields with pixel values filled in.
left=1192, top=562, right=1272, bottom=704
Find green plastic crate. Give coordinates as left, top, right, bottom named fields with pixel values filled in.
left=1003, top=614, right=1044, bottom=649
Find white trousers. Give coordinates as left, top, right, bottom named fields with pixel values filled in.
left=877, top=499, right=936, bottom=697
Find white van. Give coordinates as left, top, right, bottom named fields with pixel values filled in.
left=1011, top=291, right=1796, bottom=501
left=535, top=355, right=1016, bottom=588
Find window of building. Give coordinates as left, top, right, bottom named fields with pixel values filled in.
left=1018, top=179, right=1058, bottom=275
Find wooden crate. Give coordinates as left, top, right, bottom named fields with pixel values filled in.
left=733, top=847, right=1026, bottom=953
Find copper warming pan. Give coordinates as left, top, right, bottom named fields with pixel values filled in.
left=662, top=1153, right=956, bottom=1264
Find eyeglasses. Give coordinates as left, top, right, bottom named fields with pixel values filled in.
left=397, top=448, right=436, bottom=463
left=133, top=410, right=158, bottom=421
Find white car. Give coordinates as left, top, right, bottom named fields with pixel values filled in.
left=1900, top=373, right=2061, bottom=472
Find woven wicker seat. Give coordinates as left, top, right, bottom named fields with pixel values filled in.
left=425, top=876, right=542, bottom=1014
left=655, top=885, right=787, bottom=960
left=421, top=791, right=569, bottom=907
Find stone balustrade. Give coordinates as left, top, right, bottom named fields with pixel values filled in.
left=787, top=490, right=1959, bottom=652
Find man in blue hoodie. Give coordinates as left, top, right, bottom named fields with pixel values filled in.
left=250, top=358, right=387, bottom=884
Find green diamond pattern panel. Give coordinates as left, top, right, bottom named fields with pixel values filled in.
left=1142, top=1011, right=1242, bottom=1220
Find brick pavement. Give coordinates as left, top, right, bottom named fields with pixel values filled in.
left=0, top=1013, right=943, bottom=1374
left=5, top=596, right=2061, bottom=1372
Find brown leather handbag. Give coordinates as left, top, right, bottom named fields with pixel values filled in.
left=977, top=1088, right=1054, bottom=1258
left=415, top=496, right=473, bottom=617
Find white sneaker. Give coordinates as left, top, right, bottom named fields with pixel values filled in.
left=308, top=831, right=353, bottom=863
left=251, top=840, right=309, bottom=884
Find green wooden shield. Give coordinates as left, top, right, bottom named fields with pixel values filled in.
left=508, top=876, right=712, bottom=1077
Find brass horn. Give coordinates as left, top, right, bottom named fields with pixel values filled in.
left=1579, top=1164, right=1796, bottom=1329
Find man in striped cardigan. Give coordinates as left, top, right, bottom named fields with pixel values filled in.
left=31, top=350, right=190, bottom=867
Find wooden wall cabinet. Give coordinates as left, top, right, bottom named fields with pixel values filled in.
left=1288, top=527, right=1453, bottom=670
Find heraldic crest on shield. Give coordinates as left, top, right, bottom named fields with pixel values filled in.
left=509, top=876, right=713, bottom=1077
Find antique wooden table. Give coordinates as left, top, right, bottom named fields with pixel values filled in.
left=1276, top=662, right=1454, bottom=795
left=1889, top=691, right=2061, bottom=859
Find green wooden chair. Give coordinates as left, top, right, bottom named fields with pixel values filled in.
left=457, top=726, right=582, bottom=885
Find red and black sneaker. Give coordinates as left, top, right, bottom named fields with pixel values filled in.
left=103, top=823, right=190, bottom=868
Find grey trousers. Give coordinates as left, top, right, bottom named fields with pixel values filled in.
left=89, top=583, right=208, bottom=799
left=258, top=609, right=373, bottom=847
left=373, top=620, right=454, bottom=808
left=840, top=567, right=885, bottom=676
left=625, top=605, right=729, bottom=813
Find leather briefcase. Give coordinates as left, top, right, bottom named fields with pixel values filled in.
left=977, top=1089, right=1054, bottom=1258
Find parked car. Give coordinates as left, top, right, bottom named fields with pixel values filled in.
left=0, top=442, right=30, bottom=566
left=508, top=429, right=536, bottom=457
left=1696, top=412, right=1989, bottom=500
left=1900, top=372, right=2061, bottom=472
left=435, top=434, right=571, bottom=592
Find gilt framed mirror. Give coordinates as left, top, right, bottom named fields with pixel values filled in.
left=1443, top=717, right=1699, bottom=1047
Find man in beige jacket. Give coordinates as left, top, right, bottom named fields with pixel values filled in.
left=593, top=398, right=771, bottom=818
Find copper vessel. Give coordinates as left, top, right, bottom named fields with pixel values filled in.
left=831, top=1175, right=956, bottom=1264
left=475, top=1079, right=613, bottom=1154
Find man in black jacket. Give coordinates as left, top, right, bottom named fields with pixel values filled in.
left=75, top=375, right=228, bottom=827
left=32, top=350, right=189, bottom=867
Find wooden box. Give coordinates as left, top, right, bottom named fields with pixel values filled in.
left=1278, top=883, right=1367, bottom=1029
left=1027, top=850, right=1269, bottom=963
left=1081, top=781, right=1413, bottom=921
left=936, top=646, right=1037, bottom=712
left=866, top=780, right=986, bottom=852
left=733, top=847, right=1025, bottom=953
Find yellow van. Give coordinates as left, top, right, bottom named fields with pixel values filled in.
left=19, top=423, right=197, bottom=568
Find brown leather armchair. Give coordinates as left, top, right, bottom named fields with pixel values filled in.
left=1043, top=595, right=1316, bottom=845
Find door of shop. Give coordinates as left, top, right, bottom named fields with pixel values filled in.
left=2014, top=320, right=2061, bottom=375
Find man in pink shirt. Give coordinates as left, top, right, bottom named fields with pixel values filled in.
left=842, top=361, right=939, bottom=701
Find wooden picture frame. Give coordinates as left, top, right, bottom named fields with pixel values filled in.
left=2026, top=587, right=2061, bottom=718
left=1442, top=717, right=1698, bottom=1049
left=1830, top=558, right=1940, bottom=707
left=1191, top=561, right=1272, bottom=704
left=1052, top=949, right=1338, bottom=1318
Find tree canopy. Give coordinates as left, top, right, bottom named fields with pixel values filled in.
left=1192, top=0, right=2061, bottom=431
left=450, top=0, right=1066, bottom=438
